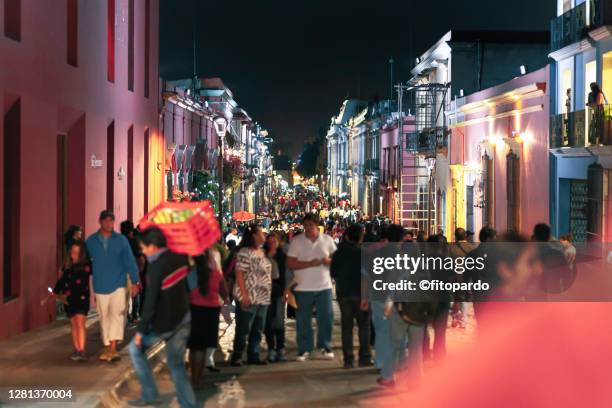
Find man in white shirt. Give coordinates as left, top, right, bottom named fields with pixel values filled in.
left=225, top=228, right=241, bottom=246
left=286, top=213, right=337, bottom=361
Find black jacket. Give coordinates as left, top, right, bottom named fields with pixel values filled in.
left=331, top=241, right=362, bottom=299
left=137, top=250, right=190, bottom=335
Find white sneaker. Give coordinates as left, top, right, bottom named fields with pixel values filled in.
left=296, top=352, right=310, bottom=362
left=318, top=348, right=335, bottom=360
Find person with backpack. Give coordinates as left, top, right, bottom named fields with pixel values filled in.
left=128, top=227, right=195, bottom=408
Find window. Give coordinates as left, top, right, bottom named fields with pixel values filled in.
left=506, top=152, right=520, bottom=232
left=106, top=122, right=115, bottom=210
left=482, top=152, right=494, bottom=227
left=127, top=126, right=134, bottom=220
left=128, top=0, right=134, bottom=91
left=4, top=0, right=20, bottom=41
left=144, top=129, right=150, bottom=214
left=4, top=100, right=21, bottom=301
left=107, top=0, right=115, bottom=83
left=57, top=134, right=68, bottom=268
left=144, top=0, right=150, bottom=97
left=67, top=0, right=78, bottom=66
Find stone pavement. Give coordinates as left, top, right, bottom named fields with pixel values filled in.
left=115, top=304, right=476, bottom=408
left=0, top=312, right=163, bottom=408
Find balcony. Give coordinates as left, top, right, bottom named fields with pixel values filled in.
left=551, top=0, right=612, bottom=52
left=406, top=127, right=449, bottom=153
left=364, top=158, right=380, bottom=172
left=550, top=106, right=612, bottom=148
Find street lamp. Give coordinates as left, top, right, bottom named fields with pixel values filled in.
left=213, top=115, right=228, bottom=230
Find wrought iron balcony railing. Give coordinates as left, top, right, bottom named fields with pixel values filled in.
left=550, top=106, right=612, bottom=148
left=551, top=0, right=612, bottom=52
left=406, top=127, right=448, bottom=153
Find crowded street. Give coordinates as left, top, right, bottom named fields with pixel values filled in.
left=2, top=0, right=612, bottom=407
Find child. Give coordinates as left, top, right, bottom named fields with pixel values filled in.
left=53, top=241, right=91, bottom=361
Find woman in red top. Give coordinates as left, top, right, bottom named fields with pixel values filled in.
left=188, top=248, right=229, bottom=389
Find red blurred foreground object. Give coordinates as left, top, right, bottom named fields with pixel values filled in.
left=376, top=302, right=612, bottom=408
left=139, top=200, right=220, bottom=256
left=233, top=210, right=255, bottom=222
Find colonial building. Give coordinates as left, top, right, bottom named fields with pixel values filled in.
left=326, top=100, right=366, bottom=199
left=548, top=0, right=612, bottom=242
left=448, top=66, right=551, bottom=236
left=161, top=77, right=273, bottom=216
left=403, top=30, right=550, bottom=236
left=0, top=0, right=161, bottom=338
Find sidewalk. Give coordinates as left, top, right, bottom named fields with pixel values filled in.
left=0, top=313, right=164, bottom=407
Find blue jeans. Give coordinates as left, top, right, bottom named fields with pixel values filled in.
left=390, top=311, right=425, bottom=384
left=294, top=289, right=333, bottom=354
left=231, top=303, right=268, bottom=362
left=371, top=301, right=398, bottom=380
left=128, top=314, right=195, bottom=408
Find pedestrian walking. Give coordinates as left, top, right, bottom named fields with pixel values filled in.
left=121, top=220, right=146, bottom=323
left=128, top=227, right=195, bottom=408
left=85, top=210, right=140, bottom=362
left=286, top=213, right=337, bottom=362
left=331, top=224, right=372, bottom=369
left=264, top=232, right=288, bottom=362
left=187, top=247, right=229, bottom=389
left=52, top=241, right=91, bottom=361
left=230, top=224, right=272, bottom=366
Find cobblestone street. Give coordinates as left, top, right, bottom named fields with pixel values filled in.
left=116, top=304, right=476, bottom=407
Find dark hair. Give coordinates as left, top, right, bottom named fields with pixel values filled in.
left=532, top=223, right=551, bottom=242
left=64, top=225, right=82, bottom=247
left=239, top=224, right=261, bottom=249
left=194, top=250, right=211, bottom=296
left=385, top=224, right=405, bottom=242
left=120, top=220, right=134, bottom=236
left=139, top=227, right=167, bottom=248
left=346, top=224, right=364, bottom=242
left=302, top=213, right=320, bottom=224
left=65, top=241, right=90, bottom=269
left=455, top=227, right=467, bottom=241
left=478, top=226, right=497, bottom=243
left=263, top=232, right=281, bottom=253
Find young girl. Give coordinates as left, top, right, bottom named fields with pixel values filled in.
left=53, top=241, right=91, bottom=361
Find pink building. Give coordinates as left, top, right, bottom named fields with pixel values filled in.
left=379, top=118, right=417, bottom=224
left=448, top=66, right=550, bottom=236
left=0, top=0, right=162, bottom=339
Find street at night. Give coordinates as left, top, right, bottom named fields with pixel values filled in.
left=2, top=1, right=612, bottom=407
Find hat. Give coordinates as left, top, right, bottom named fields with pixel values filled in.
left=99, top=209, right=115, bottom=220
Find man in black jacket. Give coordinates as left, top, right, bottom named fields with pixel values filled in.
left=128, top=227, right=195, bottom=408
left=331, top=224, right=372, bottom=368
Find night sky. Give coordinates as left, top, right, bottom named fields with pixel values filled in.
left=160, top=0, right=554, bottom=158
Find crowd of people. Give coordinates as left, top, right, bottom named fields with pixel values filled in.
left=50, top=185, right=584, bottom=407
